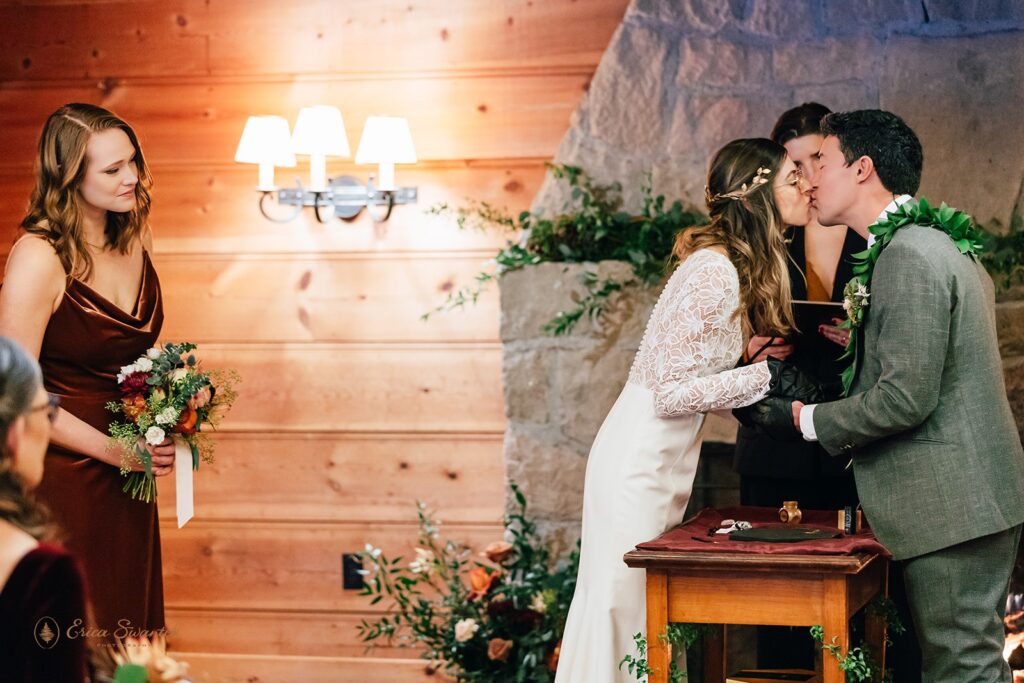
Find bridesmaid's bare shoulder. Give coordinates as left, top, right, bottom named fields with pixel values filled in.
left=2, top=234, right=65, bottom=315
left=7, top=234, right=64, bottom=279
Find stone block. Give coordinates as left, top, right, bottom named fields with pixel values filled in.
left=689, top=94, right=790, bottom=156
left=773, top=36, right=883, bottom=84
left=500, top=260, right=659, bottom=344
left=585, top=23, right=671, bottom=154
left=922, top=0, right=1024, bottom=24
left=503, top=424, right=588, bottom=522
left=743, top=0, right=818, bottom=38
left=556, top=344, right=637, bottom=446
left=823, top=0, right=925, bottom=34
left=677, top=36, right=771, bottom=87
left=880, top=33, right=1024, bottom=227
left=502, top=347, right=553, bottom=425
left=532, top=124, right=654, bottom=216
left=791, top=82, right=880, bottom=114
left=627, top=0, right=733, bottom=32
left=998, top=301, right=1024, bottom=357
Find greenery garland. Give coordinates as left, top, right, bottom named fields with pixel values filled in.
left=838, top=197, right=987, bottom=395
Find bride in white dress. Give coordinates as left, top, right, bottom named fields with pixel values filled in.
left=555, top=138, right=813, bottom=682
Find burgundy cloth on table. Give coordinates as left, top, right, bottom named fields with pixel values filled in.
left=635, top=506, right=892, bottom=558
left=0, top=543, right=90, bottom=682
left=34, top=249, right=165, bottom=636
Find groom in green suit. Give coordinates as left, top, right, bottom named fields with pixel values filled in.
left=757, top=109, right=1024, bottom=681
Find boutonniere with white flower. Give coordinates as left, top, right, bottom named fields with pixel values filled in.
left=838, top=197, right=985, bottom=396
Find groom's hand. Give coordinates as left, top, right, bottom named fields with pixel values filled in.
left=793, top=401, right=804, bottom=431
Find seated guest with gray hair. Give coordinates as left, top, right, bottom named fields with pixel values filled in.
left=0, top=337, right=89, bottom=682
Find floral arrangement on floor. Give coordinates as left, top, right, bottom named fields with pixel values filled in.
left=423, top=164, right=707, bottom=335
left=357, top=483, right=580, bottom=682
left=93, top=634, right=191, bottom=683
left=107, top=342, right=239, bottom=502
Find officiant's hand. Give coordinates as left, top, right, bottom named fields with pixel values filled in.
left=818, top=317, right=850, bottom=347
left=746, top=335, right=793, bottom=363
left=134, top=436, right=176, bottom=477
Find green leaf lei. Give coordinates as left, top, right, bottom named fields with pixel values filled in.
left=838, top=197, right=986, bottom=395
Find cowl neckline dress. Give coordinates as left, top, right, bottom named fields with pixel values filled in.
left=35, top=249, right=165, bottom=636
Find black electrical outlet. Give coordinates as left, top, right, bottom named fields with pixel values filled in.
left=342, top=553, right=365, bottom=590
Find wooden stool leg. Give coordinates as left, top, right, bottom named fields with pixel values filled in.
left=821, top=576, right=850, bottom=683
left=864, top=565, right=890, bottom=682
left=703, top=624, right=726, bottom=683
left=647, top=571, right=670, bottom=683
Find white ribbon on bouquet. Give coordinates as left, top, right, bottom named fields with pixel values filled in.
left=173, top=436, right=194, bottom=528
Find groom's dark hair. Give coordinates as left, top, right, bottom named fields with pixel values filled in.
left=820, top=109, right=923, bottom=195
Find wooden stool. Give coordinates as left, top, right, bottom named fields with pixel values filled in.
left=622, top=549, right=889, bottom=683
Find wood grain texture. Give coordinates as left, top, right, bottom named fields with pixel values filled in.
left=160, top=520, right=502, bottom=611
left=165, top=608, right=421, bottom=659
left=154, top=432, right=504, bottom=524
left=0, top=73, right=589, bottom=165
left=170, top=652, right=447, bottom=683
left=0, top=0, right=626, bottom=79
left=189, top=343, right=504, bottom=433
left=0, top=163, right=544, bottom=255
left=151, top=254, right=500, bottom=343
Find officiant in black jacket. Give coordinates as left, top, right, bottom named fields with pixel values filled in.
left=733, top=103, right=863, bottom=511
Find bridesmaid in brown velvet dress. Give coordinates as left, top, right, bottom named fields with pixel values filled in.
left=0, top=103, right=175, bottom=638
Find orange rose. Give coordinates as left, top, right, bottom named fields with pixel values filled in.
left=174, top=406, right=198, bottom=435
left=483, top=541, right=514, bottom=564
left=467, top=567, right=501, bottom=601
left=546, top=639, right=561, bottom=672
left=487, top=637, right=514, bottom=662
left=122, top=394, right=147, bottom=422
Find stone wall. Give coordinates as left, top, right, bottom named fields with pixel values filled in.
left=502, top=0, right=1024, bottom=547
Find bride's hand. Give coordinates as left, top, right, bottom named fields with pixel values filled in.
left=131, top=436, right=176, bottom=477
left=746, top=335, right=793, bottom=363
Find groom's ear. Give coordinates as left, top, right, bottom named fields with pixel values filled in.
left=853, top=155, right=876, bottom=185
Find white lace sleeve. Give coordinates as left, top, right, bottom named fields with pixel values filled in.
left=629, top=252, right=772, bottom=418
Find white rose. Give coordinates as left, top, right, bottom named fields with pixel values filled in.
left=135, top=357, right=153, bottom=373
left=117, top=364, right=137, bottom=383
left=169, top=368, right=189, bottom=384
left=454, top=618, right=479, bottom=643
left=147, top=347, right=162, bottom=360
left=155, top=407, right=179, bottom=425
left=530, top=593, right=547, bottom=614
left=145, top=426, right=166, bottom=446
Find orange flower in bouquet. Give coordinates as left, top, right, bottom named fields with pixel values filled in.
left=107, top=342, right=238, bottom=502
left=468, top=566, right=501, bottom=601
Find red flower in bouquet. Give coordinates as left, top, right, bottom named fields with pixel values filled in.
left=120, top=371, right=150, bottom=395
left=468, top=567, right=501, bottom=601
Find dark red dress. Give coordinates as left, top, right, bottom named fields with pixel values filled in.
left=0, top=542, right=90, bottom=682
left=35, top=250, right=165, bottom=636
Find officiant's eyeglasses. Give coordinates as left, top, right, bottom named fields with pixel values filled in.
left=774, top=167, right=808, bottom=190
left=26, top=393, right=60, bottom=424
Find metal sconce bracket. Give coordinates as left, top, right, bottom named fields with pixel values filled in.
left=259, top=175, right=418, bottom=224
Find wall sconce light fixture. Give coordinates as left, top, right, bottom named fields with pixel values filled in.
left=235, top=107, right=418, bottom=224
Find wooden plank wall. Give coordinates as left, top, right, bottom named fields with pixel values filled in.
left=0, top=1, right=628, bottom=680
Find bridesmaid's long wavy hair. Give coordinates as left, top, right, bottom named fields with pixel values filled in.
left=21, top=103, right=152, bottom=281
left=673, top=138, right=795, bottom=340
left=0, top=338, right=51, bottom=541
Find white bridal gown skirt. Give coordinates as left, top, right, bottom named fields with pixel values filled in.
left=554, top=381, right=706, bottom=683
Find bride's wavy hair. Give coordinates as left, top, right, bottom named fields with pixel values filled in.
left=0, top=338, right=52, bottom=541
left=673, top=138, right=795, bottom=340
left=21, top=103, right=152, bottom=281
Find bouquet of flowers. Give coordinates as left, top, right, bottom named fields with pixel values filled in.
left=106, top=342, right=238, bottom=502
left=94, top=634, right=191, bottom=683
left=357, top=483, right=579, bottom=683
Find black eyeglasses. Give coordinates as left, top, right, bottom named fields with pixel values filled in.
left=27, top=393, right=60, bottom=424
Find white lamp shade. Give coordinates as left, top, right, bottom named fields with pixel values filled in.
left=291, top=105, right=351, bottom=157
left=234, top=115, right=296, bottom=166
left=355, top=116, right=417, bottom=165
